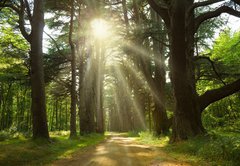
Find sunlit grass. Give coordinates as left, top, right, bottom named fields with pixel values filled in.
left=136, top=131, right=169, bottom=147
left=0, top=131, right=105, bottom=165
left=134, top=131, right=240, bottom=166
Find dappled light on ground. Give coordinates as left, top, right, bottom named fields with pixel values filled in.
left=53, top=133, right=190, bottom=166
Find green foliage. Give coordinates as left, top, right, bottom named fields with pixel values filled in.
left=198, top=29, right=240, bottom=136
left=0, top=22, right=29, bottom=83
left=198, top=132, right=240, bottom=164
left=212, top=29, right=240, bottom=67
left=0, top=132, right=105, bottom=165
left=127, top=131, right=140, bottom=137
left=202, top=94, right=240, bottom=132
left=0, top=26, right=29, bottom=58
left=136, top=132, right=240, bottom=165
left=196, top=13, right=224, bottom=51
left=138, top=131, right=169, bottom=146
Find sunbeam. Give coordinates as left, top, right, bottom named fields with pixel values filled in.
left=113, top=64, right=147, bottom=130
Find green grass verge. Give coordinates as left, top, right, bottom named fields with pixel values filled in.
left=136, top=131, right=240, bottom=166
left=0, top=131, right=105, bottom=166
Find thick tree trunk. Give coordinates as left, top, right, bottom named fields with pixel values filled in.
left=30, top=0, right=49, bottom=139
left=170, top=0, right=204, bottom=142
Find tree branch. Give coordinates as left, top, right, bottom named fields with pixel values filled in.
left=43, top=31, right=66, bottom=57
left=19, top=0, right=31, bottom=42
left=24, top=0, right=32, bottom=24
left=0, top=1, right=31, bottom=42
left=147, top=0, right=170, bottom=28
left=194, top=56, right=226, bottom=85
left=198, top=78, right=240, bottom=111
left=195, top=6, right=240, bottom=32
left=192, top=0, right=224, bottom=10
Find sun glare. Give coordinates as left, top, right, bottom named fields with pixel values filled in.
left=91, top=19, right=110, bottom=39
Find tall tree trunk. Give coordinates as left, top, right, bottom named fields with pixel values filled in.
left=30, top=0, right=49, bottom=139
left=55, top=99, right=58, bottom=130
left=65, top=100, right=68, bottom=130
left=69, top=0, right=77, bottom=138
left=96, top=41, right=104, bottom=133
left=151, top=11, right=169, bottom=135
left=170, top=0, right=204, bottom=142
left=80, top=52, right=96, bottom=134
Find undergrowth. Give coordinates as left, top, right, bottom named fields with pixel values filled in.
left=0, top=131, right=105, bottom=166
left=137, top=131, right=240, bottom=166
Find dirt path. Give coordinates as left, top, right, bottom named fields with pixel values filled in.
left=52, top=133, right=190, bottom=166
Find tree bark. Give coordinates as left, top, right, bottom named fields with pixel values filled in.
left=169, top=0, right=204, bottom=142
left=151, top=10, right=169, bottom=135
left=30, top=0, right=49, bottom=139
left=69, top=0, right=77, bottom=138
left=95, top=40, right=104, bottom=133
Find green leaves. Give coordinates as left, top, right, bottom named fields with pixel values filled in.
left=0, top=27, right=29, bottom=58
left=211, top=29, right=240, bottom=77
left=0, top=22, right=29, bottom=82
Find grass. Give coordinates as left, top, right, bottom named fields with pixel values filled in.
left=135, top=131, right=240, bottom=166
left=0, top=131, right=105, bottom=166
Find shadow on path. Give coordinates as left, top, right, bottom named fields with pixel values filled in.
left=52, top=133, right=190, bottom=166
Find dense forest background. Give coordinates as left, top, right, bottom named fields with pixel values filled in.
left=0, top=0, right=239, bottom=147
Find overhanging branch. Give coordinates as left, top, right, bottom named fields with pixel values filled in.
left=195, top=6, right=240, bottom=32
left=0, top=1, right=31, bottom=42
left=198, top=78, right=240, bottom=111
left=192, top=0, right=224, bottom=10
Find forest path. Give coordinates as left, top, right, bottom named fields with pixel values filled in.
left=52, top=133, right=189, bottom=166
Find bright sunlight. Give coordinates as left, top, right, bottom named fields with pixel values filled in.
left=91, top=18, right=110, bottom=39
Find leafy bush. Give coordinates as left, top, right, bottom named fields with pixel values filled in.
left=198, top=132, right=240, bottom=164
